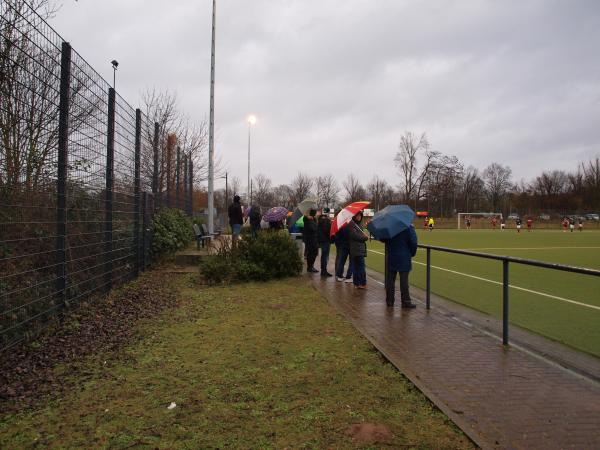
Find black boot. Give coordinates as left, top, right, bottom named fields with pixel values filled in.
left=401, top=302, right=416, bottom=309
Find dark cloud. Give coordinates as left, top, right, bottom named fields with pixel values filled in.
left=51, top=0, right=600, bottom=187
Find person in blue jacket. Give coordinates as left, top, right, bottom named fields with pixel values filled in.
left=383, top=225, right=418, bottom=308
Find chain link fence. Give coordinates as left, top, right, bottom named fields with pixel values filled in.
left=0, top=1, right=194, bottom=351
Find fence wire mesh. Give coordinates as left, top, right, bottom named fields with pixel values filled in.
left=0, top=1, right=164, bottom=351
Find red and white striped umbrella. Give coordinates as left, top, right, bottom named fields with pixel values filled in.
left=330, top=201, right=370, bottom=236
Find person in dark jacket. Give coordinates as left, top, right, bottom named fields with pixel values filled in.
left=348, top=211, right=368, bottom=288
left=317, top=208, right=333, bottom=277
left=228, top=195, right=244, bottom=246
left=303, top=209, right=319, bottom=273
left=383, top=225, right=418, bottom=308
left=249, top=206, right=261, bottom=237
left=334, top=225, right=354, bottom=282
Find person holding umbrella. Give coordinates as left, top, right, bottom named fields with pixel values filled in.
left=317, top=208, right=333, bottom=277
left=349, top=211, right=368, bottom=289
left=303, top=209, right=319, bottom=273
left=368, top=205, right=418, bottom=308
left=334, top=224, right=353, bottom=282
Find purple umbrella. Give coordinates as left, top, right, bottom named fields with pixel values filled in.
left=262, top=206, right=288, bottom=222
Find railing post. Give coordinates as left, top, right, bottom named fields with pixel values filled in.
left=426, top=247, right=431, bottom=310
left=152, top=122, right=159, bottom=204
left=104, top=87, right=116, bottom=292
left=56, top=41, right=71, bottom=306
left=503, top=259, right=509, bottom=345
left=133, top=109, right=142, bottom=276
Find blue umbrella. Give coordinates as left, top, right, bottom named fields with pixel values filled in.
left=367, top=205, right=415, bottom=240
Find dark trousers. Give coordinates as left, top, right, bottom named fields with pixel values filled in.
left=320, top=242, right=330, bottom=274
left=385, top=270, right=411, bottom=305
left=335, top=246, right=353, bottom=278
left=306, top=246, right=318, bottom=269
left=352, top=256, right=366, bottom=286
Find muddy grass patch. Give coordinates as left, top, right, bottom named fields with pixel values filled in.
left=0, top=271, right=180, bottom=413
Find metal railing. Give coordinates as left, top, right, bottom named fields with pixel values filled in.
left=420, top=244, right=600, bottom=345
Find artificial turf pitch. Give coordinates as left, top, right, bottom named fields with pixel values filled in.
left=362, top=228, right=600, bottom=358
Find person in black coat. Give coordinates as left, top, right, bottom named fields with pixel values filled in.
left=303, top=209, right=319, bottom=273
left=249, top=206, right=261, bottom=237
left=348, top=211, right=368, bottom=288
left=334, top=225, right=354, bottom=282
left=228, top=195, right=243, bottom=246
left=317, top=208, right=333, bottom=277
left=382, top=225, right=418, bottom=308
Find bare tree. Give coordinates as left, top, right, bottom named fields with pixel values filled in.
left=290, top=172, right=314, bottom=205
left=460, top=166, right=485, bottom=212
left=366, top=176, right=390, bottom=210
left=315, top=174, right=339, bottom=208
left=483, top=162, right=512, bottom=212
left=394, top=132, right=438, bottom=205
left=273, top=184, right=294, bottom=209
left=0, top=0, right=96, bottom=192
left=533, top=170, right=568, bottom=197
left=252, top=173, right=274, bottom=207
left=230, top=176, right=243, bottom=199
left=582, top=157, right=600, bottom=209
left=342, top=173, right=367, bottom=204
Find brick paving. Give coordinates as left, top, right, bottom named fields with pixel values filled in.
left=309, top=268, right=600, bottom=450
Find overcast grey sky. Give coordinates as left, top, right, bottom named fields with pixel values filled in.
left=51, top=0, right=600, bottom=188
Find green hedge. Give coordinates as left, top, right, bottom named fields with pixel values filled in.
left=151, top=209, right=193, bottom=257
left=201, top=231, right=303, bottom=284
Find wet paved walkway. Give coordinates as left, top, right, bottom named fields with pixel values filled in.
left=309, top=267, right=600, bottom=450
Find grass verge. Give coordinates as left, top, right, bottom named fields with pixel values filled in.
left=0, top=275, right=473, bottom=449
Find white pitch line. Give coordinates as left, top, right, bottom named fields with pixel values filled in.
left=367, top=249, right=600, bottom=312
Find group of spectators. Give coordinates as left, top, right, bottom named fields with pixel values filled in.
left=301, top=208, right=368, bottom=289
left=228, top=196, right=418, bottom=308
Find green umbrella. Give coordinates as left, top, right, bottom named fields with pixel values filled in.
left=289, top=198, right=318, bottom=229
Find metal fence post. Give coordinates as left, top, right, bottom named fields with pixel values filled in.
left=176, top=146, right=181, bottom=209
left=166, top=140, right=172, bottom=208
left=152, top=122, right=159, bottom=203
left=56, top=41, right=71, bottom=306
left=141, top=192, right=148, bottom=270
left=426, top=247, right=431, bottom=310
left=188, top=157, right=194, bottom=216
left=184, top=155, right=189, bottom=214
left=104, top=87, right=116, bottom=292
left=503, top=259, right=509, bottom=345
left=133, top=109, right=142, bottom=276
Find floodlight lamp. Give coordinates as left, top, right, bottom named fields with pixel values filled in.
left=247, top=115, right=257, bottom=125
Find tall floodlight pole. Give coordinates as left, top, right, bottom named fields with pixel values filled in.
left=247, top=115, right=256, bottom=205
left=207, top=0, right=216, bottom=234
